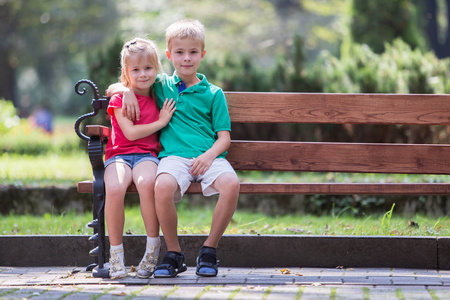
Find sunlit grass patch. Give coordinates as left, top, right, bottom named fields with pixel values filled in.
left=2, top=205, right=448, bottom=236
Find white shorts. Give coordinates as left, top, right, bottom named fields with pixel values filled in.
left=156, top=156, right=237, bottom=203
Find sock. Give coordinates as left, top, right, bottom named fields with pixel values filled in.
left=142, top=236, right=160, bottom=261
left=146, top=236, right=161, bottom=247
left=110, top=243, right=124, bottom=263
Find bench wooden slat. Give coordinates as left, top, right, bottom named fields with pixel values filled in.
left=226, top=92, right=450, bottom=125
left=226, top=141, right=450, bottom=174
left=85, top=125, right=110, bottom=138
left=77, top=181, right=450, bottom=195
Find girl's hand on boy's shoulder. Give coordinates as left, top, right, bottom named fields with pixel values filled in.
left=158, top=98, right=176, bottom=126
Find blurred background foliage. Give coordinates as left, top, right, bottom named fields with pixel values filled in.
left=1, top=0, right=450, bottom=144
left=2, top=0, right=450, bottom=216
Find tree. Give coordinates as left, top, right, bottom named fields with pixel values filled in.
left=0, top=0, right=119, bottom=115
left=423, top=0, right=450, bottom=58
left=350, top=0, right=424, bottom=53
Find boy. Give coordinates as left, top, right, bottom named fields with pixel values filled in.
left=114, top=19, right=240, bottom=278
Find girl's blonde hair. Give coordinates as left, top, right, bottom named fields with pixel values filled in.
left=165, top=19, right=205, bottom=52
left=119, top=37, right=162, bottom=87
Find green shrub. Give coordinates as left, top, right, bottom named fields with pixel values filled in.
left=0, top=118, right=82, bottom=155
left=0, top=100, right=20, bottom=134
left=309, top=39, right=450, bottom=94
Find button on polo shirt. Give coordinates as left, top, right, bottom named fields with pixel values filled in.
left=153, top=72, right=231, bottom=159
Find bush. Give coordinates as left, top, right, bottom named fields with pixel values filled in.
left=310, top=39, right=450, bottom=94
left=0, top=100, right=20, bottom=134
left=0, top=118, right=82, bottom=155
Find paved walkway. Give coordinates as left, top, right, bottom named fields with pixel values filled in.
left=1, top=266, right=450, bottom=299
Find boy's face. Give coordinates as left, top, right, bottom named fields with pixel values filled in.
left=166, top=37, right=205, bottom=80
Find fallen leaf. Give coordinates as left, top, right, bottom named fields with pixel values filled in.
left=130, top=265, right=136, bottom=272
left=294, top=273, right=303, bottom=276
left=336, top=265, right=344, bottom=269
left=286, top=227, right=305, bottom=233
left=280, top=268, right=291, bottom=274
left=408, top=221, right=419, bottom=228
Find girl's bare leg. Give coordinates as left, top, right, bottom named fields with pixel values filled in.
left=104, top=162, right=132, bottom=246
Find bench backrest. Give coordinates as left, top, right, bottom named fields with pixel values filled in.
left=225, top=92, right=450, bottom=175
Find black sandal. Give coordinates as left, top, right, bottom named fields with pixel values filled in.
left=196, top=246, right=219, bottom=277
left=153, top=251, right=187, bottom=278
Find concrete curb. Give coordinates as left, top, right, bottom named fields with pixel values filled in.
left=1, top=235, right=449, bottom=269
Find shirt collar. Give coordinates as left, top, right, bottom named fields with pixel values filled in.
left=173, top=71, right=208, bottom=93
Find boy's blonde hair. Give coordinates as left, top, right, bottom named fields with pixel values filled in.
left=165, top=19, right=205, bottom=52
left=120, top=37, right=162, bottom=87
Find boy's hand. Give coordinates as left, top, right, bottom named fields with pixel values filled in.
left=105, top=83, right=140, bottom=121
left=190, top=152, right=215, bottom=176
left=105, top=83, right=126, bottom=97
left=158, top=98, right=176, bottom=126
left=122, top=89, right=140, bottom=121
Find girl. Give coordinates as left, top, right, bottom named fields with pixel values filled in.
left=104, top=38, right=175, bottom=279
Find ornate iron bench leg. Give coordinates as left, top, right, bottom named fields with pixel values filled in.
left=88, top=136, right=109, bottom=278
left=74, top=79, right=111, bottom=278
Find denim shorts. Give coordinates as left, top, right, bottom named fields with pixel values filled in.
left=104, top=153, right=159, bottom=169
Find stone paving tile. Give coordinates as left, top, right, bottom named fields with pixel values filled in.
left=265, top=285, right=303, bottom=300
left=3, top=267, right=450, bottom=299
left=343, top=276, right=393, bottom=285
left=139, top=285, right=184, bottom=299
left=300, top=285, right=336, bottom=300
left=233, top=285, right=272, bottom=300
left=391, top=276, right=444, bottom=286
left=333, top=286, right=366, bottom=300
left=397, top=286, right=434, bottom=299
left=202, top=286, right=242, bottom=299
left=428, top=286, right=450, bottom=299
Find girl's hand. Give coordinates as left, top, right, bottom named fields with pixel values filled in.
left=158, top=98, right=176, bottom=126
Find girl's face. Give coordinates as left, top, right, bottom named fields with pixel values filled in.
left=124, top=53, right=157, bottom=96
left=166, top=37, right=205, bottom=81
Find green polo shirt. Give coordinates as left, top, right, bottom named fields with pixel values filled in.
left=153, top=72, right=231, bottom=159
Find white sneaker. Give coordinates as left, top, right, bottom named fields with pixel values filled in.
left=136, top=244, right=160, bottom=278
left=109, top=248, right=127, bottom=279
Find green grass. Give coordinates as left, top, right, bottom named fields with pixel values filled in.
left=1, top=205, right=448, bottom=236
left=0, top=152, right=91, bottom=186
left=2, top=116, right=449, bottom=237
left=2, top=116, right=450, bottom=186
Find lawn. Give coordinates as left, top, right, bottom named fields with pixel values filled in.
left=1, top=204, right=449, bottom=236
left=1, top=116, right=449, bottom=236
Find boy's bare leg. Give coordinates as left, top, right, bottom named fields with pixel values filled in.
left=204, top=172, right=240, bottom=248
left=104, top=163, right=133, bottom=246
left=154, top=173, right=181, bottom=253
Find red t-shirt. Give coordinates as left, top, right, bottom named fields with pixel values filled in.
left=104, top=93, right=160, bottom=161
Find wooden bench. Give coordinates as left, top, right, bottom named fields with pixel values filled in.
left=75, top=79, right=450, bottom=277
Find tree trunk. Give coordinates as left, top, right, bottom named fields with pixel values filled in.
left=425, top=0, right=450, bottom=58
left=0, top=50, right=16, bottom=105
